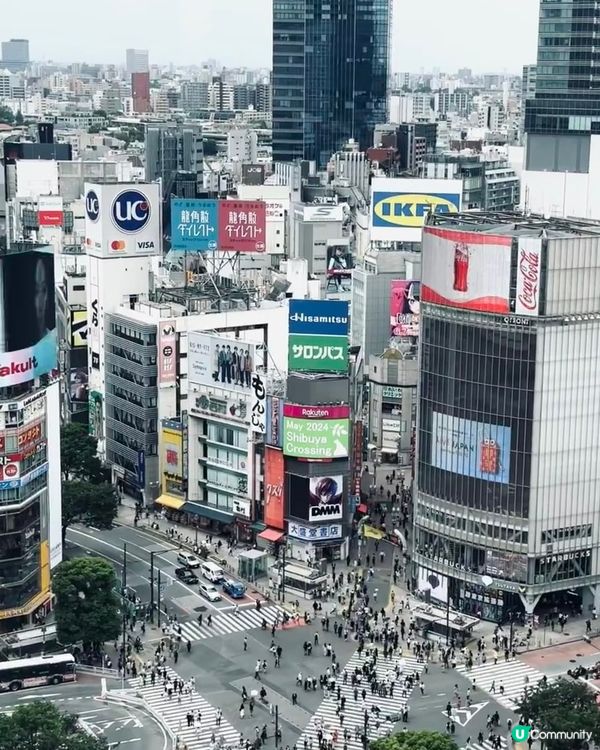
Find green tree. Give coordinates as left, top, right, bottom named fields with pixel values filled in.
left=516, top=678, right=600, bottom=750
left=52, top=557, right=120, bottom=649
left=0, top=701, right=107, bottom=750
left=203, top=138, right=218, bottom=156
left=61, top=480, right=118, bottom=538
left=15, top=110, right=23, bottom=125
left=0, top=105, right=14, bottom=124
left=61, top=423, right=103, bottom=482
left=371, top=732, right=458, bottom=750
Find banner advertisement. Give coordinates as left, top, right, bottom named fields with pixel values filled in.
left=265, top=396, right=283, bottom=447
left=370, top=177, right=462, bottom=243
left=264, top=447, right=285, bottom=530
left=515, top=237, right=542, bottom=316
left=188, top=333, right=256, bottom=394
left=69, top=368, right=89, bottom=402
left=89, top=391, right=104, bottom=440
left=70, top=310, right=87, bottom=347
left=308, top=475, right=343, bottom=521
left=218, top=200, right=266, bottom=253
left=422, top=226, right=512, bottom=313
left=0, top=458, right=20, bottom=481
left=417, top=566, right=448, bottom=605
left=327, top=243, right=354, bottom=284
left=158, top=319, right=177, bottom=387
left=288, top=299, right=349, bottom=337
left=288, top=333, right=348, bottom=373
left=171, top=199, right=219, bottom=252
left=38, top=196, right=64, bottom=227
left=283, top=403, right=350, bottom=420
left=288, top=522, right=342, bottom=541
left=485, top=550, right=528, bottom=583
left=431, top=411, right=511, bottom=484
left=161, top=425, right=183, bottom=489
left=283, top=416, right=349, bottom=459
left=1, top=250, right=57, bottom=386
left=390, top=280, right=420, bottom=338
left=250, top=371, right=266, bottom=434
left=18, top=422, right=42, bottom=450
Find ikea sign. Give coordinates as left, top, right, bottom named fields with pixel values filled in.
left=370, top=178, right=462, bottom=243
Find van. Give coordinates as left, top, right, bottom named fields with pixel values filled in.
left=201, top=560, right=224, bottom=583
left=177, top=551, right=202, bottom=569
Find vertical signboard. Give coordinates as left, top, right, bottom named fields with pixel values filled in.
left=158, top=319, right=177, bottom=387
left=265, top=396, right=283, bottom=447
left=390, top=280, right=420, bottom=338
left=250, top=371, right=266, bottom=434
left=170, top=199, right=219, bottom=251
left=515, top=237, right=542, bottom=316
left=264, top=447, right=285, bottom=530
left=218, top=200, right=266, bottom=253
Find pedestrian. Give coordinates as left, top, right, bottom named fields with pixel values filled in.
left=419, top=681, right=425, bottom=695
left=239, top=704, right=245, bottom=720
left=186, top=640, right=191, bottom=653
left=244, top=636, right=248, bottom=651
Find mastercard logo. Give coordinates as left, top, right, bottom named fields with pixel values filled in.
left=111, top=240, right=126, bottom=251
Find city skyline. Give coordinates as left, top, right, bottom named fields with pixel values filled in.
left=3, top=0, right=539, bottom=73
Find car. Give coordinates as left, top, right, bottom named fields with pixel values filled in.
left=177, top=551, right=202, bottom=569
left=199, top=582, right=222, bottom=602
left=222, top=578, right=246, bottom=598
left=175, top=567, right=199, bottom=584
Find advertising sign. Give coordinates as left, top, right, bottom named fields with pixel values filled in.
left=288, top=334, right=348, bottom=373
left=288, top=300, right=349, bottom=337
left=515, top=237, right=542, bottom=316
left=485, top=550, right=528, bottom=583
left=0, top=460, right=20, bottom=481
left=171, top=199, right=219, bottom=252
left=69, top=368, right=89, bottom=402
left=250, top=371, right=266, bottom=434
left=308, top=475, right=343, bottom=521
left=422, top=226, right=512, bottom=314
left=188, top=333, right=256, bottom=394
left=370, top=178, right=462, bottom=242
left=84, top=182, right=161, bottom=258
left=288, top=522, right=342, bottom=541
left=283, top=416, right=350, bottom=459
left=264, top=447, right=285, bottom=530
left=241, top=164, right=265, bottom=186
left=162, top=426, right=183, bottom=480
left=0, top=250, right=57, bottom=386
left=38, top=196, right=63, bottom=227
left=70, top=310, right=87, bottom=348
left=417, top=566, right=448, bottom=605
left=158, top=319, right=177, bottom=387
left=89, top=391, right=104, bottom=440
left=431, top=412, right=511, bottom=484
left=218, top=200, right=266, bottom=253
left=265, top=396, right=283, bottom=447
left=18, top=422, right=42, bottom=450
left=302, top=205, right=344, bottom=222
left=283, top=403, right=350, bottom=420
left=390, top=280, right=420, bottom=338
left=327, top=243, right=354, bottom=283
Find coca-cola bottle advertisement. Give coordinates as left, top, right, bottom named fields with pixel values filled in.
left=453, top=242, right=469, bottom=293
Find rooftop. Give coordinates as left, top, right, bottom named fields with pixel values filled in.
left=427, top=211, right=600, bottom=239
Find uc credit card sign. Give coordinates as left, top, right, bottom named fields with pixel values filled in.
left=370, top=177, right=462, bottom=243
left=288, top=300, right=349, bottom=336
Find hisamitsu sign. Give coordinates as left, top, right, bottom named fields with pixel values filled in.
left=288, top=300, right=349, bottom=336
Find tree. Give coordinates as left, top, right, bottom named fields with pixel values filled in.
left=61, top=480, right=119, bottom=539
left=0, top=701, right=107, bottom=750
left=0, top=105, right=14, bottom=124
left=516, top=678, right=600, bottom=750
left=371, top=732, right=458, bottom=750
left=203, top=138, right=218, bottom=156
left=61, top=423, right=103, bottom=482
left=15, top=110, right=23, bottom=125
left=52, top=557, right=120, bottom=648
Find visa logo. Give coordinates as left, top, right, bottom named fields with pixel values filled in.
left=373, top=192, right=460, bottom=228
left=137, top=241, right=155, bottom=249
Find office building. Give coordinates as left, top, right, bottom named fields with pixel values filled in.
left=126, top=48, right=149, bottom=75
left=181, top=81, right=210, bottom=112
left=272, top=0, right=391, bottom=166
left=414, top=211, right=600, bottom=621
left=145, top=124, right=203, bottom=197
left=132, top=72, right=150, bottom=113
left=1, top=38, right=29, bottom=72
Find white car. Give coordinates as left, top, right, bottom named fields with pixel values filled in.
left=177, top=551, right=202, bottom=569
left=199, top=582, right=221, bottom=602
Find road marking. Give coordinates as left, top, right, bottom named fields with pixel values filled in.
left=443, top=701, right=490, bottom=727
left=17, top=692, right=61, bottom=699
left=110, top=739, right=141, bottom=746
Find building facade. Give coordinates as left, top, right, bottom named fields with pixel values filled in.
left=1, top=39, right=29, bottom=72
left=145, top=124, right=204, bottom=197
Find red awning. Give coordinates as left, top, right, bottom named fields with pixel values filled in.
left=258, top=528, right=284, bottom=543
left=357, top=503, right=368, bottom=514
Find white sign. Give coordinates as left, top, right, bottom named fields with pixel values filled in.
left=288, top=522, right=342, bottom=541
left=308, top=476, right=343, bottom=521
left=250, top=371, right=266, bottom=434
left=232, top=498, right=251, bottom=518
left=515, top=237, right=542, bottom=316
left=302, top=204, right=344, bottom=222
left=188, top=333, right=257, bottom=396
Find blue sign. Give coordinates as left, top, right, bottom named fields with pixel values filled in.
left=111, top=189, right=151, bottom=233
left=85, top=190, right=99, bottom=222
left=288, top=300, right=349, bottom=336
left=371, top=191, right=461, bottom=229
left=136, top=450, right=146, bottom=488
left=171, top=199, right=219, bottom=251
left=431, top=412, right=511, bottom=484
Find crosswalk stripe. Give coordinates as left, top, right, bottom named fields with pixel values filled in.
left=461, top=740, right=508, bottom=750
left=297, top=647, right=424, bottom=750
left=173, top=605, right=286, bottom=642
left=455, top=659, right=549, bottom=710
left=130, top=666, right=239, bottom=750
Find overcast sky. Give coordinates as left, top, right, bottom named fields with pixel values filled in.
left=4, top=0, right=539, bottom=73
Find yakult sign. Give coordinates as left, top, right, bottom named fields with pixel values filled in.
left=515, top=237, right=543, bottom=316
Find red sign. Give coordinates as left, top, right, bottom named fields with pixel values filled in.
left=515, top=237, right=542, bottom=316
left=218, top=200, right=266, bottom=253
left=38, top=210, right=63, bottom=227
left=264, top=447, right=285, bottom=531
left=0, top=436, right=5, bottom=453
left=0, top=461, right=20, bottom=480
left=18, top=422, right=42, bottom=450
left=283, top=403, right=350, bottom=420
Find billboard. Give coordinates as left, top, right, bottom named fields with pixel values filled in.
left=265, top=396, right=283, bottom=447
left=371, top=178, right=462, bottom=242
left=171, top=199, right=219, bottom=252
left=390, top=280, right=420, bottom=338
left=288, top=522, right=342, bottom=541
left=301, top=204, right=344, bottom=222
left=417, top=567, right=448, bottom=605
left=158, top=319, right=177, bottom=387
left=250, top=371, right=266, bottom=434
left=89, top=390, right=104, bottom=440
left=308, top=475, right=343, bottom=521
left=288, top=300, right=349, bottom=337
left=431, top=412, right=511, bottom=484
left=188, top=333, right=257, bottom=394
left=0, top=458, right=21, bottom=481
left=422, top=226, right=512, bottom=314
left=485, top=550, right=528, bottom=583
left=327, top=243, right=354, bottom=284
left=161, top=425, right=183, bottom=484
left=84, top=182, right=161, bottom=258
left=69, top=368, right=89, bottom=402
left=242, top=164, right=265, bottom=186
left=218, top=200, right=266, bottom=253
left=283, top=404, right=350, bottom=459
left=515, top=237, right=542, bottom=316
left=1, top=250, right=57, bottom=386
left=264, top=447, right=285, bottom=530
left=288, top=334, right=348, bottom=373
left=38, top=196, right=63, bottom=227
left=70, top=310, right=87, bottom=348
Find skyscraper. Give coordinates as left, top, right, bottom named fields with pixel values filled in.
left=126, top=48, right=149, bottom=75
left=272, top=0, right=391, bottom=166
left=1, top=38, right=29, bottom=72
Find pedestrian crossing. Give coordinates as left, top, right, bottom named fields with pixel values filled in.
left=130, top=666, right=239, bottom=750
left=173, top=604, right=289, bottom=642
left=297, top=648, right=424, bottom=750
left=455, top=658, right=549, bottom=710
left=461, top=738, right=508, bottom=750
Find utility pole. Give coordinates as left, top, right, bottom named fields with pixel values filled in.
left=150, top=551, right=155, bottom=624
left=281, top=541, right=286, bottom=604
left=445, top=595, right=450, bottom=647
left=121, top=542, right=127, bottom=689
left=274, top=705, right=279, bottom=747
left=157, top=568, right=162, bottom=628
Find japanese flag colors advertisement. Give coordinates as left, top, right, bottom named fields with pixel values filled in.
left=422, top=226, right=512, bottom=313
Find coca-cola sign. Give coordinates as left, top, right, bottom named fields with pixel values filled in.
left=515, top=238, right=542, bottom=316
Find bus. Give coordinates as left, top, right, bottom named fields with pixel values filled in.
left=0, top=653, right=76, bottom=692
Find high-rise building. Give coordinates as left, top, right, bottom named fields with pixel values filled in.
left=272, top=0, right=391, bottom=166
left=145, top=124, right=203, bottom=196
left=126, top=48, right=149, bottom=75
left=1, top=38, right=29, bottom=72
left=181, top=81, right=210, bottom=112
left=132, top=72, right=150, bottom=113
